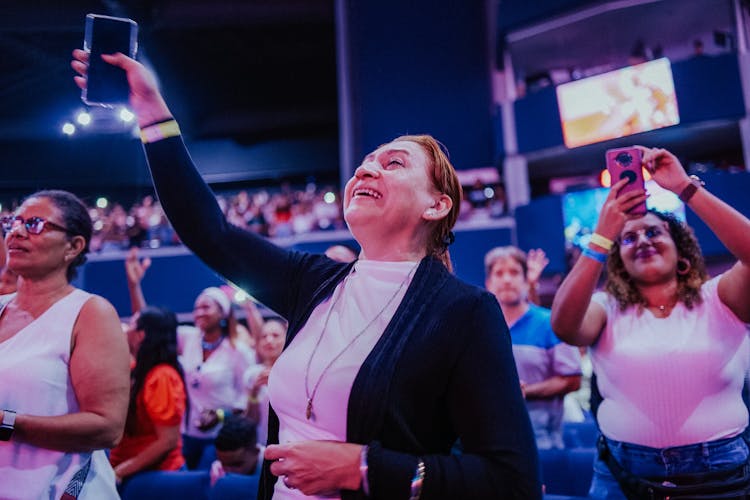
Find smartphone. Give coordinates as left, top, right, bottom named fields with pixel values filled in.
left=81, top=14, right=138, bottom=107
left=606, top=147, right=646, bottom=215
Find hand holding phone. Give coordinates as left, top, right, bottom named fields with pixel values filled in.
left=81, top=14, right=138, bottom=106
left=606, top=147, right=646, bottom=215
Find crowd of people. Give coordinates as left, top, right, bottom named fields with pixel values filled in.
left=0, top=178, right=507, bottom=256
left=0, top=40, right=748, bottom=500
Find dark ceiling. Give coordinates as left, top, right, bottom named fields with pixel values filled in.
left=0, top=0, right=337, bottom=200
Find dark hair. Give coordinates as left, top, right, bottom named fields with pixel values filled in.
left=214, top=414, right=258, bottom=452
left=126, top=306, right=188, bottom=435
left=26, top=190, right=92, bottom=282
left=605, top=209, right=708, bottom=311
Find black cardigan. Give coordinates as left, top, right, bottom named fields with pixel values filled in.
left=143, top=137, right=541, bottom=499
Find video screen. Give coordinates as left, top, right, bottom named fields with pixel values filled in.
left=557, top=58, right=680, bottom=148
left=562, top=181, right=685, bottom=251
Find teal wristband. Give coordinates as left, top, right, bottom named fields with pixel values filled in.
left=582, top=247, right=607, bottom=264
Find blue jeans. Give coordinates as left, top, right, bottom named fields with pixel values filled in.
left=588, top=435, right=749, bottom=499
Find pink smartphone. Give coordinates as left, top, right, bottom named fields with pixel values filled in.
left=606, top=147, right=646, bottom=215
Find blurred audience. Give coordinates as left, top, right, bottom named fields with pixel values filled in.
left=244, top=318, right=286, bottom=446
left=485, top=246, right=582, bottom=450
left=125, top=249, right=255, bottom=470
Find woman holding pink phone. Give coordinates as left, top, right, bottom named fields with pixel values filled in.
left=552, top=146, right=750, bottom=498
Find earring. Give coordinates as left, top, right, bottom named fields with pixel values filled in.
left=676, top=258, right=691, bottom=275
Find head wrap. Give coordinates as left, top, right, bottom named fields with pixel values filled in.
left=199, top=286, right=232, bottom=318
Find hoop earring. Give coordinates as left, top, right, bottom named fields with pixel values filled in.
left=676, top=258, right=691, bottom=276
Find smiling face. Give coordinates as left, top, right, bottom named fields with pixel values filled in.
left=343, top=140, right=443, bottom=255
left=618, top=212, right=679, bottom=283
left=5, top=197, right=77, bottom=280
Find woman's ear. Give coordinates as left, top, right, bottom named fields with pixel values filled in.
left=422, top=194, right=453, bottom=221
left=64, top=235, right=86, bottom=263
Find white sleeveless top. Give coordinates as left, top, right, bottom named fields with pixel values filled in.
left=0, top=289, right=119, bottom=499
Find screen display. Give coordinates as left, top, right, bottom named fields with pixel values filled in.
left=562, top=180, right=685, bottom=251
left=556, top=58, right=680, bottom=148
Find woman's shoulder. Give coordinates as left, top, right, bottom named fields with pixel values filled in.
left=147, top=363, right=182, bottom=378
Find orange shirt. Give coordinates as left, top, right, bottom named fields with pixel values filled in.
left=110, top=364, right=187, bottom=471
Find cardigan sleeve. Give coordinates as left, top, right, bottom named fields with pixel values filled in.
left=143, top=136, right=308, bottom=316
left=366, top=293, right=542, bottom=500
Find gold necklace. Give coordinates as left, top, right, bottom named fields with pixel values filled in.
left=303, top=262, right=419, bottom=421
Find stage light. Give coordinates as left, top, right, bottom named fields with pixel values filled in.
left=76, top=112, right=92, bottom=126
left=119, top=108, right=135, bottom=123
left=323, top=191, right=336, bottom=204
left=62, top=123, right=76, bottom=135
left=483, top=187, right=495, bottom=199
left=233, top=289, right=250, bottom=303
left=96, top=197, right=108, bottom=209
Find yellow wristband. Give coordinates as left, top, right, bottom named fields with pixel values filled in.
left=590, top=233, right=614, bottom=251
left=140, top=119, right=181, bottom=144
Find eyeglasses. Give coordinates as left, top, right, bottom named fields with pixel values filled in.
left=619, top=225, right=667, bottom=246
left=1, top=215, right=69, bottom=236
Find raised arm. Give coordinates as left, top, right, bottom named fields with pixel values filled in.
left=72, top=50, right=296, bottom=313
left=551, top=178, right=643, bottom=345
left=525, top=248, right=549, bottom=305
left=8, top=296, right=130, bottom=451
left=641, top=147, right=750, bottom=322
left=125, top=246, right=150, bottom=314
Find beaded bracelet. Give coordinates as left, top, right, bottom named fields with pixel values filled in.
left=409, top=459, right=425, bottom=500
left=140, top=119, right=181, bottom=144
left=582, top=247, right=607, bottom=264
left=360, top=445, right=370, bottom=496
left=590, top=233, right=614, bottom=251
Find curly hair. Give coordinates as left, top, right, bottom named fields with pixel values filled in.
left=605, top=209, right=708, bottom=311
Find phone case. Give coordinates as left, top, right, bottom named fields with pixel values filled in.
left=606, top=147, right=646, bottom=215
left=82, top=14, right=138, bottom=107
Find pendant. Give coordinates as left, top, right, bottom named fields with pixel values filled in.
left=306, top=398, right=314, bottom=420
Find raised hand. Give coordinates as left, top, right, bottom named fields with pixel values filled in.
left=71, top=49, right=172, bottom=127
left=637, top=146, right=692, bottom=194
left=594, top=177, right=647, bottom=241
left=526, top=248, right=549, bottom=286
left=124, top=247, right=151, bottom=286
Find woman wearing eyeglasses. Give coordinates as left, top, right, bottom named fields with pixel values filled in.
left=551, top=147, right=750, bottom=499
left=0, top=190, right=130, bottom=499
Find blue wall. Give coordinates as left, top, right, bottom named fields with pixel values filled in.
left=345, top=0, right=494, bottom=169
left=77, top=225, right=513, bottom=317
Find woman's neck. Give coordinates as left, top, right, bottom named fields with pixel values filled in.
left=500, top=301, right=529, bottom=328
left=352, top=226, right=428, bottom=262
left=638, top=278, right=679, bottom=310
left=15, top=274, right=72, bottom=312
left=202, top=326, right=222, bottom=341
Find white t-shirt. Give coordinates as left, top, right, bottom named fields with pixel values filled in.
left=591, top=275, right=749, bottom=448
left=179, top=326, right=255, bottom=438
left=268, top=260, right=418, bottom=500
